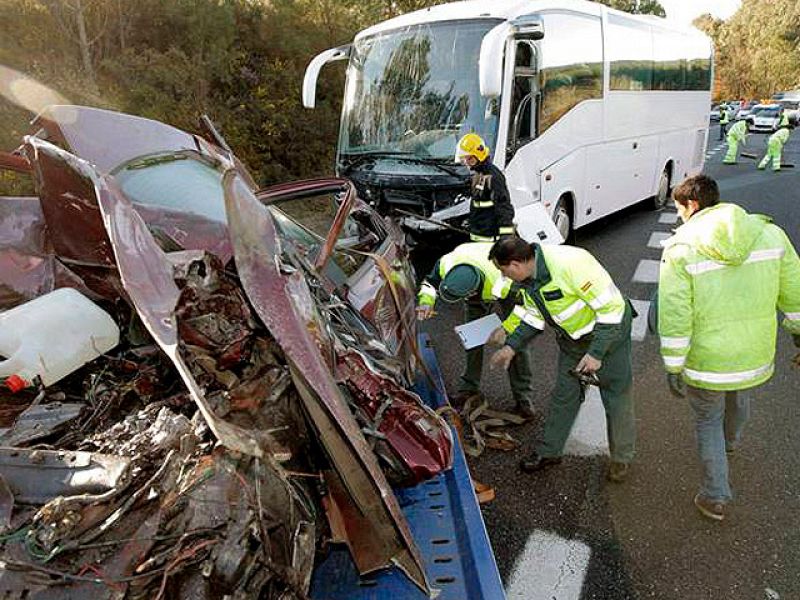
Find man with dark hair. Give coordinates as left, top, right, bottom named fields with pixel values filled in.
left=659, top=174, right=800, bottom=521
left=671, top=172, right=720, bottom=212
left=417, top=242, right=535, bottom=417
left=487, top=237, right=636, bottom=482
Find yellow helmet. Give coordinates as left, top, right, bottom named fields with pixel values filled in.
left=455, top=133, right=490, bottom=163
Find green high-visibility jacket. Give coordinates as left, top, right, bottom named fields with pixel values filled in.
left=418, top=242, right=513, bottom=307
left=720, top=110, right=730, bottom=125
left=769, top=127, right=790, bottom=148
left=727, top=120, right=748, bottom=143
left=658, top=203, right=800, bottom=391
left=503, top=244, right=627, bottom=360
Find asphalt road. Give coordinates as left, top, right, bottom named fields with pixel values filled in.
left=419, top=125, right=800, bottom=600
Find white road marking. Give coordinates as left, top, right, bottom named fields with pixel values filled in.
left=647, top=231, right=672, bottom=249
left=658, top=212, right=679, bottom=224
left=506, top=530, right=591, bottom=600
left=629, top=299, right=651, bottom=342
left=632, top=259, right=661, bottom=283
left=564, top=386, right=608, bottom=456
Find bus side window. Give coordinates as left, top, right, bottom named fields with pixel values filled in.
left=507, top=40, right=538, bottom=159
left=538, top=12, right=603, bottom=134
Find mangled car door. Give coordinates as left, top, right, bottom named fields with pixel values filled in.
left=257, top=179, right=419, bottom=377
left=225, top=171, right=430, bottom=592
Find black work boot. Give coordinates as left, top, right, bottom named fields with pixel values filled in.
left=450, top=391, right=481, bottom=410
left=514, top=400, right=536, bottom=421
left=607, top=461, right=630, bottom=483
left=519, top=451, right=562, bottom=473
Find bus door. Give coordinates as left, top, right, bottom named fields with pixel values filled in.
left=504, top=38, right=561, bottom=244
left=506, top=39, right=539, bottom=159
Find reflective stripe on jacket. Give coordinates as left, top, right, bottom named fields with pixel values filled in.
left=658, top=203, right=800, bottom=391
left=468, top=161, right=515, bottom=239
left=727, top=120, right=748, bottom=143
left=417, top=242, right=513, bottom=307
left=504, top=244, right=627, bottom=358
left=769, top=127, right=790, bottom=149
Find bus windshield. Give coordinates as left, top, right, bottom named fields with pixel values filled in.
left=339, top=20, right=501, bottom=164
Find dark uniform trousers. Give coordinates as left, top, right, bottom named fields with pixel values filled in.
left=537, top=304, right=636, bottom=464
left=459, top=297, right=535, bottom=408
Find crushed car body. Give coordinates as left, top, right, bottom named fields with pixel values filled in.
left=0, top=105, right=453, bottom=598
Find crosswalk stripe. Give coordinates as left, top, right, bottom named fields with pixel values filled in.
left=658, top=212, right=679, bottom=224
left=630, top=299, right=651, bottom=342
left=647, top=231, right=672, bottom=249
left=506, top=531, right=591, bottom=599
left=632, top=259, right=661, bottom=283
left=564, top=386, right=608, bottom=456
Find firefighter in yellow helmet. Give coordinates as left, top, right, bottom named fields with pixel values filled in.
left=455, top=133, right=515, bottom=242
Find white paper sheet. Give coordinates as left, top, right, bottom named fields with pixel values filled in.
left=454, top=313, right=503, bottom=350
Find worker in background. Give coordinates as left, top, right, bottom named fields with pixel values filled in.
left=658, top=174, right=800, bottom=521
left=455, top=133, right=515, bottom=242
left=723, top=119, right=748, bottom=164
left=718, top=105, right=730, bottom=140
left=757, top=124, right=791, bottom=171
left=417, top=242, right=535, bottom=418
left=779, top=109, right=790, bottom=128
left=487, top=237, right=636, bottom=483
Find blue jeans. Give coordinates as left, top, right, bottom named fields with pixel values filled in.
left=687, top=386, right=752, bottom=503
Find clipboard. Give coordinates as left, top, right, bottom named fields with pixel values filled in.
left=454, top=313, right=502, bottom=350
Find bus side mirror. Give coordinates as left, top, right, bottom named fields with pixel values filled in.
left=302, top=45, right=351, bottom=109
left=479, top=22, right=513, bottom=98
left=480, top=17, right=545, bottom=98
left=511, top=15, right=545, bottom=41
left=484, top=98, right=499, bottom=120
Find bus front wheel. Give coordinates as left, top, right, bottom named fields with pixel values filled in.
left=554, top=197, right=572, bottom=242
left=652, top=167, right=671, bottom=210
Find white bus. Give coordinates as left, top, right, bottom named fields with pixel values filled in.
left=303, top=0, right=713, bottom=244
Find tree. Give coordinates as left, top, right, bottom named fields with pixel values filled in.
left=701, top=0, right=800, bottom=99
left=47, top=0, right=110, bottom=91
left=596, top=0, right=666, bottom=17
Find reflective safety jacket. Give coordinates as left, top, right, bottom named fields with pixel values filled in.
left=418, top=242, right=513, bottom=307
left=769, top=127, right=790, bottom=149
left=468, top=161, right=515, bottom=242
left=727, top=120, right=748, bottom=143
left=779, top=112, right=790, bottom=127
left=503, top=244, right=627, bottom=359
left=658, top=203, right=800, bottom=391
left=720, top=110, right=730, bottom=125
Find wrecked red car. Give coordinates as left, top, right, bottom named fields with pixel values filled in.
left=0, top=106, right=453, bottom=598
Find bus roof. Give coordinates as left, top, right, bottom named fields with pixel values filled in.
left=356, top=0, right=707, bottom=41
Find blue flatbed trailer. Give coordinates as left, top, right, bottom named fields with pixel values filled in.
left=310, top=333, right=505, bottom=599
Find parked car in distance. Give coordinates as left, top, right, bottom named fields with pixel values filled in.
left=747, top=104, right=782, bottom=132
left=734, top=100, right=759, bottom=120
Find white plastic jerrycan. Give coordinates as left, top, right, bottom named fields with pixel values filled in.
left=0, top=288, right=120, bottom=391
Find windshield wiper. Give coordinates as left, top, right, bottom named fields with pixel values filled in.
left=411, top=157, right=465, bottom=178
left=125, top=153, right=189, bottom=170
left=340, top=151, right=415, bottom=171
left=340, top=151, right=466, bottom=178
